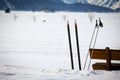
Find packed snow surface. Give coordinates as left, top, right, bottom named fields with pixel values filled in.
left=0, top=11, right=120, bottom=79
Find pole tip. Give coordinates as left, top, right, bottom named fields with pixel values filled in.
left=67, top=20, right=69, bottom=27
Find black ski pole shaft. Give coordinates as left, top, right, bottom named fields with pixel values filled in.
left=83, top=26, right=96, bottom=70
left=75, top=20, right=81, bottom=70
left=67, top=20, right=74, bottom=70
left=87, top=26, right=100, bottom=70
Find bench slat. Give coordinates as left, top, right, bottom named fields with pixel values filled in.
left=90, top=49, right=120, bottom=60
left=93, top=63, right=120, bottom=70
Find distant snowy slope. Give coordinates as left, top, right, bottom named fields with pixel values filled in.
left=62, top=0, right=120, bottom=10
left=87, top=0, right=120, bottom=10
left=0, top=11, right=120, bottom=53
left=0, top=0, right=114, bottom=12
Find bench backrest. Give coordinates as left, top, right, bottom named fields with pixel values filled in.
left=89, top=48, right=120, bottom=60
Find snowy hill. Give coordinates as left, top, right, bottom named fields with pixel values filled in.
left=86, top=0, right=120, bottom=10
left=0, top=0, right=114, bottom=12
left=62, top=0, right=120, bottom=10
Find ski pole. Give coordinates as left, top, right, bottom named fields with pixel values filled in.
left=87, top=26, right=100, bottom=70
left=67, top=20, right=74, bottom=70
left=75, top=20, right=81, bottom=70
left=83, top=20, right=98, bottom=70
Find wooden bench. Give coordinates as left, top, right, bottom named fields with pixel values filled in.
left=89, top=47, right=120, bottom=70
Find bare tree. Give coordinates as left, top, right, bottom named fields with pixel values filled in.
left=33, top=16, right=36, bottom=22
left=88, top=13, right=95, bottom=23
left=63, top=15, right=67, bottom=22
left=13, top=14, right=17, bottom=21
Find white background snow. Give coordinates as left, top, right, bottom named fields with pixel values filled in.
left=0, top=11, right=120, bottom=80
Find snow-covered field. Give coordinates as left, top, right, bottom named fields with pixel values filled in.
left=0, top=11, right=120, bottom=80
